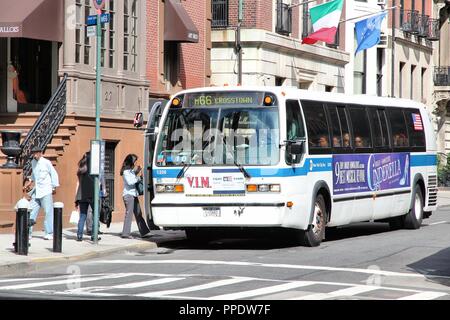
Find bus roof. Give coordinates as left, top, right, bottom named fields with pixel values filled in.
left=174, top=86, right=427, bottom=111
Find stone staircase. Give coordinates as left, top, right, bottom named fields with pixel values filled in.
left=0, top=114, right=76, bottom=234
left=0, top=113, right=77, bottom=166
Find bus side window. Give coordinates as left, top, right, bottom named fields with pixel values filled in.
left=388, top=109, right=409, bottom=148
left=301, top=100, right=330, bottom=152
left=368, top=108, right=386, bottom=148
left=404, top=109, right=426, bottom=148
left=327, top=105, right=342, bottom=147
left=286, top=100, right=305, bottom=165
left=379, top=110, right=390, bottom=148
left=348, top=106, right=372, bottom=149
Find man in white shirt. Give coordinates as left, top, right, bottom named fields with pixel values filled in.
left=29, top=146, right=60, bottom=240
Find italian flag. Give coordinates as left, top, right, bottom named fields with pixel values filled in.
left=302, top=0, right=344, bottom=45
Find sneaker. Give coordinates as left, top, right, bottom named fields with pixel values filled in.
left=44, top=234, right=53, bottom=240
left=76, top=236, right=82, bottom=242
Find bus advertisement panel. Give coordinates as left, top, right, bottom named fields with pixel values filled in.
left=333, top=153, right=410, bottom=195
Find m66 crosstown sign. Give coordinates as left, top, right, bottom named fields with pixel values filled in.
left=93, top=0, right=105, bottom=10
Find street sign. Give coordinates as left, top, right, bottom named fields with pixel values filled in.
left=86, top=25, right=96, bottom=37
left=93, top=0, right=105, bottom=10
left=86, top=13, right=110, bottom=26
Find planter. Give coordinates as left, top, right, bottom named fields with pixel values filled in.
left=0, top=131, right=22, bottom=168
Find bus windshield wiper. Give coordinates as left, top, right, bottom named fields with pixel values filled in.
left=176, top=154, right=199, bottom=179
left=222, top=137, right=251, bottom=179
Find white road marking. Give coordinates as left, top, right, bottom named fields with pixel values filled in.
left=428, top=221, right=448, bottom=226
left=91, top=259, right=446, bottom=279
left=208, top=281, right=315, bottom=300
left=0, top=273, right=134, bottom=290
left=397, top=291, right=448, bottom=300
left=291, top=285, right=379, bottom=300
left=136, top=277, right=252, bottom=298
left=112, top=277, right=184, bottom=289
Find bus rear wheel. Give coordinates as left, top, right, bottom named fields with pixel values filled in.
left=404, top=185, right=424, bottom=229
left=300, top=194, right=327, bottom=247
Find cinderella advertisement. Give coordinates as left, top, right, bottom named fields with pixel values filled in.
left=333, top=153, right=410, bottom=195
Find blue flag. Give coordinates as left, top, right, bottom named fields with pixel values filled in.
left=355, top=12, right=387, bottom=55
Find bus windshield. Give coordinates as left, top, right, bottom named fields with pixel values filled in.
left=155, top=105, right=280, bottom=167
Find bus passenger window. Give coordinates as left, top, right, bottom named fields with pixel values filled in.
left=405, top=110, right=426, bottom=148
left=286, top=100, right=306, bottom=164
left=301, top=100, right=330, bottom=152
left=388, top=109, right=409, bottom=148
left=348, top=106, right=372, bottom=149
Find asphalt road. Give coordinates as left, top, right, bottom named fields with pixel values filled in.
left=0, top=206, right=449, bottom=300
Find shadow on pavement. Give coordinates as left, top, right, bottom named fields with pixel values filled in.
left=324, top=222, right=391, bottom=242
left=407, top=247, right=450, bottom=287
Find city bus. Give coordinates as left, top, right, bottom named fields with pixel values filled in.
left=138, top=87, right=438, bottom=246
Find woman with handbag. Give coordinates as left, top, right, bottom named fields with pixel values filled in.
left=120, top=154, right=151, bottom=239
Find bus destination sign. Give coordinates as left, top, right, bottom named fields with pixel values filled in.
left=187, top=92, right=265, bottom=107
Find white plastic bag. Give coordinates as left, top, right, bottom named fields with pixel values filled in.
left=69, top=210, right=80, bottom=225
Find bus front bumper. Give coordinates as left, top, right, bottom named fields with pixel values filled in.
left=151, top=202, right=289, bottom=228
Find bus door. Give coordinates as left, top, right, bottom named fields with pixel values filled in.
left=140, top=101, right=164, bottom=229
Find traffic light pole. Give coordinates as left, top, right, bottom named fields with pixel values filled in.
left=93, top=8, right=102, bottom=244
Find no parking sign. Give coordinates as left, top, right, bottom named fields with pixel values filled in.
left=93, top=0, right=105, bottom=10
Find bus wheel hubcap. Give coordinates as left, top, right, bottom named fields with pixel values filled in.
left=312, top=203, right=323, bottom=235
left=414, top=193, right=422, bottom=220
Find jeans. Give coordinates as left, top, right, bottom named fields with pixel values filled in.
left=29, top=193, right=54, bottom=235
left=77, top=202, right=92, bottom=238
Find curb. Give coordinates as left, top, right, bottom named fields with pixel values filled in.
left=0, top=241, right=157, bottom=277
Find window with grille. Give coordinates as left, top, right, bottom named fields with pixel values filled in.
left=276, top=0, right=292, bottom=36
left=75, top=0, right=91, bottom=65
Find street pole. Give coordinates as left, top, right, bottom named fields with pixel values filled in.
left=391, top=0, right=396, bottom=98
left=237, top=0, right=243, bottom=85
left=93, top=7, right=102, bottom=244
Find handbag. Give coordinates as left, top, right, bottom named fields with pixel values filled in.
left=99, top=198, right=113, bottom=228
left=69, top=210, right=79, bottom=225
left=135, top=178, right=144, bottom=196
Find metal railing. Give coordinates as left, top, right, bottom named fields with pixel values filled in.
left=427, top=18, right=440, bottom=41
left=434, top=67, right=450, bottom=86
left=211, top=0, right=228, bottom=28
left=19, top=74, right=68, bottom=180
left=400, top=9, right=420, bottom=34
left=417, top=14, right=429, bottom=38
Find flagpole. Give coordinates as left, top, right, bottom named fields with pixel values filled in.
left=339, top=5, right=400, bottom=24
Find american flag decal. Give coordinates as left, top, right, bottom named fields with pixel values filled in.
left=412, top=113, right=423, bottom=131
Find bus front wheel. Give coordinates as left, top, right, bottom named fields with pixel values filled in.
left=300, top=194, right=327, bottom=247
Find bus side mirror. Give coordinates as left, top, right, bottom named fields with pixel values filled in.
left=287, top=141, right=304, bottom=155
left=134, top=112, right=143, bottom=128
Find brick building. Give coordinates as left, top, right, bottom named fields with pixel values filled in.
left=211, top=0, right=350, bottom=90
left=147, top=0, right=211, bottom=101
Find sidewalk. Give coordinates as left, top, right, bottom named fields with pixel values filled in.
left=0, top=222, right=158, bottom=276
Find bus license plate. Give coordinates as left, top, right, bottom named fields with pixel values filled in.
left=203, top=207, right=221, bottom=217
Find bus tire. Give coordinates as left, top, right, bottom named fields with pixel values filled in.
left=300, top=194, right=327, bottom=247
left=404, top=185, right=424, bottom=229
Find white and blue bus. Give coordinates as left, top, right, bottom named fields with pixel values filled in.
left=139, top=87, right=438, bottom=246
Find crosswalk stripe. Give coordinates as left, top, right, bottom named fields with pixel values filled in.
left=208, top=281, right=315, bottom=300
left=397, top=292, right=448, bottom=300
left=291, top=285, right=380, bottom=300
left=112, top=277, right=184, bottom=289
left=137, top=277, right=252, bottom=298
left=91, top=259, right=438, bottom=279
left=0, top=274, right=133, bottom=290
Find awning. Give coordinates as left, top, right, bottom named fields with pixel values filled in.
left=164, top=0, right=199, bottom=43
left=0, top=0, right=63, bottom=42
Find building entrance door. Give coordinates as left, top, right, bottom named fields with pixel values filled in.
left=0, top=38, right=6, bottom=113
left=104, top=142, right=117, bottom=210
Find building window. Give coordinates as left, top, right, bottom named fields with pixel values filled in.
left=377, top=48, right=383, bottom=96
left=164, top=42, right=179, bottom=87
left=421, top=67, right=426, bottom=101
left=354, top=37, right=366, bottom=94
left=302, top=1, right=310, bottom=39
left=101, top=0, right=115, bottom=68
left=275, top=77, right=285, bottom=86
left=276, top=0, right=292, bottom=36
left=410, top=65, right=416, bottom=100
left=325, top=86, right=333, bottom=92
left=399, top=62, right=405, bottom=98
left=75, top=0, right=91, bottom=65
left=211, top=0, right=228, bottom=28
left=124, top=0, right=138, bottom=72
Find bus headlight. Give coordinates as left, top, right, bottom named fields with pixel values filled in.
left=155, top=184, right=184, bottom=193
left=246, top=184, right=280, bottom=193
